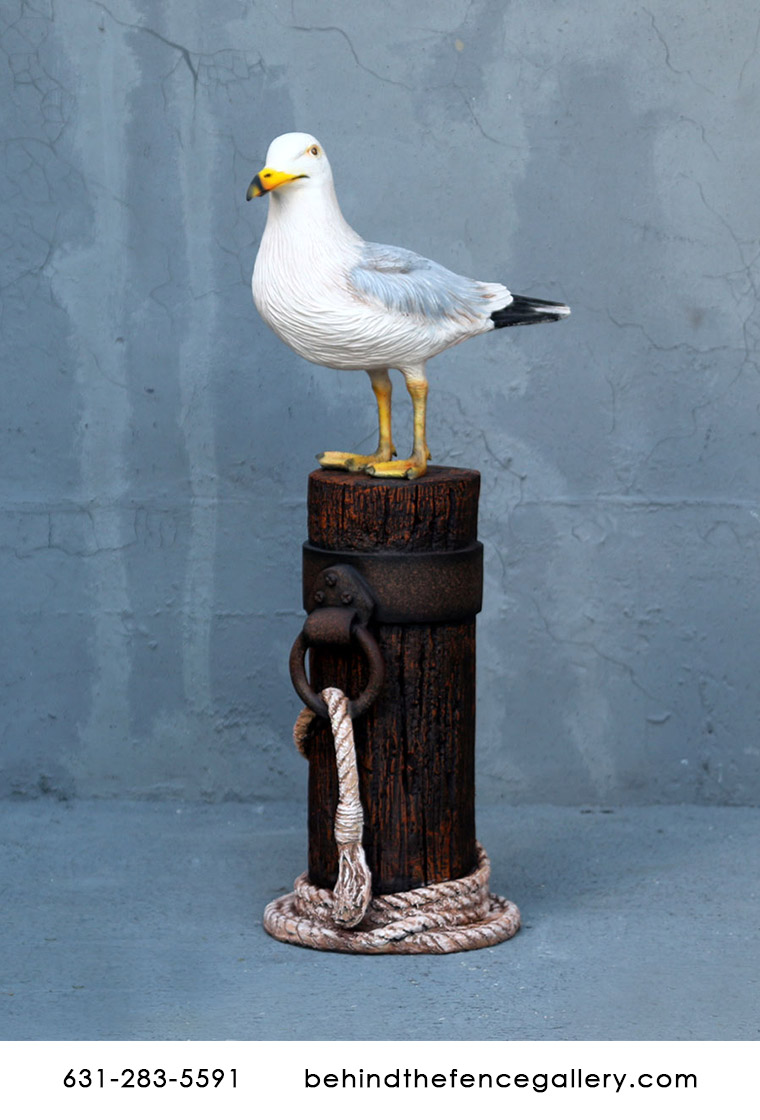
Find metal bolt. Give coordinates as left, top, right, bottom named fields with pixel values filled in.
left=314, top=590, right=325, bottom=604
left=325, top=573, right=337, bottom=587
left=341, top=592, right=354, bottom=605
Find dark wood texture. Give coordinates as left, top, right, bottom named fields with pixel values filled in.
left=305, top=467, right=480, bottom=894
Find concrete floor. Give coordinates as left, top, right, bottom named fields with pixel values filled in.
left=1, top=798, right=757, bottom=1041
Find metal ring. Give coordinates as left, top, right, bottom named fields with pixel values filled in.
left=288, top=623, right=384, bottom=721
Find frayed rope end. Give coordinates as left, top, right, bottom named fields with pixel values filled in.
left=333, top=841, right=372, bottom=928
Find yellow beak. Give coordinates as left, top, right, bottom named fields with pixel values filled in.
left=246, top=167, right=306, bottom=199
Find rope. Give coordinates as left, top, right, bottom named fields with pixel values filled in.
left=321, top=687, right=372, bottom=927
left=264, top=689, right=520, bottom=954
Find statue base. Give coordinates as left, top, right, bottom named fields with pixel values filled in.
left=265, top=467, right=521, bottom=954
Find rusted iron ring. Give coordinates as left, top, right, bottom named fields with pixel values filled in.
left=289, top=622, right=384, bottom=721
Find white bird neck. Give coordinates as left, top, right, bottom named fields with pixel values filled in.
left=263, top=179, right=359, bottom=254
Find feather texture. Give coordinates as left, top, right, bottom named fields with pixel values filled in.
left=350, top=243, right=510, bottom=325
left=490, top=293, right=570, bottom=328
left=250, top=133, right=569, bottom=375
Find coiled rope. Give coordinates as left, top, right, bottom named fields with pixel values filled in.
left=263, top=688, right=521, bottom=954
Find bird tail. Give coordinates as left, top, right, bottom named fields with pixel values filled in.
left=491, top=294, right=570, bottom=328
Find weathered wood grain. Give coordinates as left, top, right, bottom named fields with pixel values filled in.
left=305, top=467, right=480, bottom=894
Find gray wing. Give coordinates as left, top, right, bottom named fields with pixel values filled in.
left=348, top=242, right=509, bottom=322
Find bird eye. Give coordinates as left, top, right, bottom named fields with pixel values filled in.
left=309, top=145, right=319, bottom=156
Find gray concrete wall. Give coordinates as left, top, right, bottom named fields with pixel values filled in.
left=1, top=0, right=758, bottom=805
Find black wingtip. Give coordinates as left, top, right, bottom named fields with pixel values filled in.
left=491, top=294, right=571, bottom=329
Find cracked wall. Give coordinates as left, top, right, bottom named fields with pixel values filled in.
left=1, top=0, right=758, bottom=804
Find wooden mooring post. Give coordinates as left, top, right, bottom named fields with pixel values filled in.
left=263, top=466, right=520, bottom=953
left=305, top=466, right=480, bottom=893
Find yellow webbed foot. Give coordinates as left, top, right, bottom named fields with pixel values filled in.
left=364, top=451, right=429, bottom=480
left=318, top=447, right=396, bottom=473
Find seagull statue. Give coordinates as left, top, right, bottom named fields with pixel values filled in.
left=247, top=132, right=569, bottom=479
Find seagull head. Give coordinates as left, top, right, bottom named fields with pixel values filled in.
left=246, top=133, right=333, bottom=201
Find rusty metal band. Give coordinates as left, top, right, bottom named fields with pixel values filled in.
left=302, top=541, right=484, bottom=624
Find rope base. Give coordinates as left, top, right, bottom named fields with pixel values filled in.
left=263, top=843, right=520, bottom=954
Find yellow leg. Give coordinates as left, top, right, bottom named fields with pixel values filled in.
left=318, top=369, right=397, bottom=472
left=366, top=368, right=431, bottom=479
